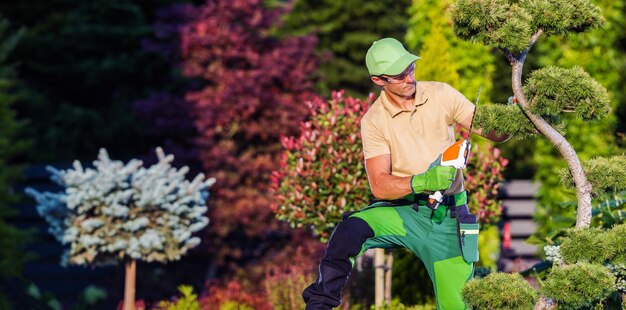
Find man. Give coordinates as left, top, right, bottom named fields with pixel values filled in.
left=302, top=37, right=509, bottom=309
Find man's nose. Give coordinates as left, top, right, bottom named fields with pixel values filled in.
left=405, top=73, right=415, bottom=83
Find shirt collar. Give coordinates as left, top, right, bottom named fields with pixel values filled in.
left=380, top=83, right=429, bottom=118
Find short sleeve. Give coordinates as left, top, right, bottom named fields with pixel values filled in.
left=445, top=83, right=475, bottom=124
left=361, top=118, right=390, bottom=159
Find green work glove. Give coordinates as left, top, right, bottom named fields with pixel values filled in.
left=410, top=166, right=456, bottom=194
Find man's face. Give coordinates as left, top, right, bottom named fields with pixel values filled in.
left=375, top=63, right=416, bottom=99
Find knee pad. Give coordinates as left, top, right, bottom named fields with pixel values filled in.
left=325, top=216, right=374, bottom=260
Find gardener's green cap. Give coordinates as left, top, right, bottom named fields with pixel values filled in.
left=365, top=38, right=420, bottom=76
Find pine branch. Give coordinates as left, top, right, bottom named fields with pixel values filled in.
left=525, top=66, right=611, bottom=121
left=473, top=104, right=539, bottom=138
left=561, top=155, right=626, bottom=194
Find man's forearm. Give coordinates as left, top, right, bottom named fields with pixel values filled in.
left=485, top=130, right=511, bottom=143
left=368, top=173, right=413, bottom=200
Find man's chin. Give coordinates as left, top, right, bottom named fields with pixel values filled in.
left=404, top=85, right=416, bottom=96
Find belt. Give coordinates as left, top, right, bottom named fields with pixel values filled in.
left=369, top=191, right=467, bottom=208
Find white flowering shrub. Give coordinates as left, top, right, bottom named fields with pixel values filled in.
left=26, top=147, right=215, bottom=266
left=607, top=264, right=626, bottom=293
left=544, top=245, right=564, bottom=266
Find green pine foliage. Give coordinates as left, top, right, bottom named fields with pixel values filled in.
left=280, top=0, right=411, bottom=97
left=452, top=0, right=620, bottom=256
left=450, top=0, right=533, bottom=53
left=542, top=262, right=616, bottom=310
left=559, top=227, right=608, bottom=264
left=604, top=224, right=626, bottom=264
left=462, top=272, right=538, bottom=310
left=525, top=66, right=611, bottom=120
left=451, top=0, right=604, bottom=54
left=473, top=104, right=539, bottom=138
left=521, top=0, right=605, bottom=35
left=471, top=225, right=626, bottom=309
left=561, top=155, right=626, bottom=193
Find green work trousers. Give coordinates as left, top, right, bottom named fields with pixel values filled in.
left=351, top=202, right=474, bottom=309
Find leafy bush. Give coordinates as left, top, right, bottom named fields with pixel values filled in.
left=219, top=301, right=254, bottom=310
left=271, top=91, right=372, bottom=241
left=264, top=264, right=314, bottom=310
left=154, top=285, right=200, bottom=310
left=462, top=136, right=508, bottom=226
left=200, top=280, right=270, bottom=310
left=542, top=262, right=616, bottom=310
left=462, top=272, right=538, bottom=310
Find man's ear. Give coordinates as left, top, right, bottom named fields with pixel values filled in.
left=371, top=76, right=386, bottom=87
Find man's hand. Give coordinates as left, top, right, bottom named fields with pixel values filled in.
left=410, top=166, right=456, bottom=194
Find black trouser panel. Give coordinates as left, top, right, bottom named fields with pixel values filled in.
left=302, top=216, right=374, bottom=309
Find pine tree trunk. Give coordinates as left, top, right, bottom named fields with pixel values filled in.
left=123, top=259, right=137, bottom=310
left=533, top=295, right=556, bottom=310
left=508, top=41, right=593, bottom=229
left=504, top=29, right=594, bottom=310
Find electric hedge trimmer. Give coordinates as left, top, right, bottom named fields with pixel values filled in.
left=427, top=86, right=481, bottom=209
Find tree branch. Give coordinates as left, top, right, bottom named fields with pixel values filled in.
left=511, top=60, right=593, bottom=228
left=505, top=29, right=544, bottom=64
left=533, top=295, right=556, bottom=310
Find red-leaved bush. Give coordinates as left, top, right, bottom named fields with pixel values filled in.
left=271, top=91, right=374, bottom=241
left=465, top=144, right=509, bottom=225
left=200, top=280, right=271, bottom=310
left=139, top=0, right=320, bottom=278
left=458, top=125, right=509, bottom=225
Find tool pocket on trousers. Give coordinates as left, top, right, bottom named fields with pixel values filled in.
left=457, top=222, right=479, bottom=263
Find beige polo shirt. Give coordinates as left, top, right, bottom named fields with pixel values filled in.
left=361, top=81, right=475, bottom=194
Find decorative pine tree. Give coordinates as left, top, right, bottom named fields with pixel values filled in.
left=450, top=0, right=623, bottom=228
left=26, top=147, right=214, bottom=310
left=450, top=0, right=625, bottom=308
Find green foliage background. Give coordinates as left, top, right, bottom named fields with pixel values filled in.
left=0, top=0, right=176, bottom=163
left=280, top=0, right=411, bottom=97
left=406, top=0, right=495, bottom=104
left=0, top=15, right=32, bottom=307
left=0, top=15, right=30, bottom=280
